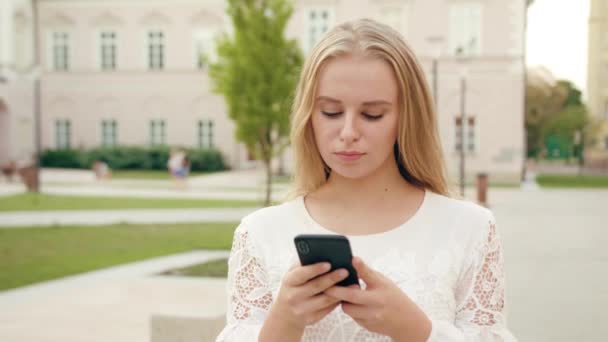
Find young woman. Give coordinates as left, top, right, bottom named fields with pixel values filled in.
left=216, top=18, right=517, bottom=342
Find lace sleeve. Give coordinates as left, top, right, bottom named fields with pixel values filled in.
left=215, top=223, right=274, bottom=342
left=427, top=215, right=518, bottom=342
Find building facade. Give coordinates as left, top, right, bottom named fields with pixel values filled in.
left=588, top=0, right=608, bottom=162
left=0, top=0, right=36, bottom=167
left=1, top=0, right=526, bottom=182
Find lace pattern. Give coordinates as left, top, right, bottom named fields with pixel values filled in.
left=454, top=219, right=508, bottom=333
left=226, top=227, right=273, bottom=322
left=218, top=217, right=515, bottom=341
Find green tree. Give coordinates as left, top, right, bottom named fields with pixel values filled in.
left=525, top=75, right=590, bottom=161
left=543, top=105, right=588, bottom=160
left=556, top=80, right=583, bottom=107
left=525, top=76, right=567, bottom=157
left=209, top=0, right=303, bottom=205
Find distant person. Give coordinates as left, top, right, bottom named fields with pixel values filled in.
left=92, top=160, right=111, bottom=180
left=168, top=149, right=188, bottom=189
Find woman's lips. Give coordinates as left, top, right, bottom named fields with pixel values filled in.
left=334, top=152, right=365, bottom=161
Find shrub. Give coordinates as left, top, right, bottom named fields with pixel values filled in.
left=41, top=146, right=228, bottom=172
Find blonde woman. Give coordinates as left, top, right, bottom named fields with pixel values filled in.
left=216, top=18, right=517, bottom=342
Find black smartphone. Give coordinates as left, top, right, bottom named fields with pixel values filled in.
left=294, top=234, right=359, bottom=287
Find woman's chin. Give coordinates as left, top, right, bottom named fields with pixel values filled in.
left=329, top=165, right=376, bottom=180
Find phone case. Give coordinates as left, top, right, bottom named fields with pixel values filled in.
left=294, top=234, right=359, bottom=287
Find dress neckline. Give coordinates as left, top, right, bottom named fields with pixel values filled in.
left=297, top=188, right=431, bottom=239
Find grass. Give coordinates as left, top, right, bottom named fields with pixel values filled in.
left=0, top=222, right=237, bottom=291
left=0, top=193, right=261, bottom=211
left=536, top=174, right=608, bottom=188
left=110, top=170, right=207, bottom=180
left=161, top=258, right=229, bottom=278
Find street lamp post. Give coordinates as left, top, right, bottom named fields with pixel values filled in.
left=459, top=74, right=467, bottom=197
left=426, top=36, right=444, bottom=109
left=456, top=57, right=470, bottom=198
left=32, top=0, right=41, bottom=193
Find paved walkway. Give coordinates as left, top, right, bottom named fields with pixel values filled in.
left=2, top=188, right=607, bottom=341
left=0, top=251, right=230, bottom=342
left=0, top=168, right=289, bottom=201
left=1, top=168, right=608, bottom=341
left=0, top=208, right=258, bottom=227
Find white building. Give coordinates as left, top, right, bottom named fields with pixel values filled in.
left=0, top=0, right=37, bottom=167
left=0, top=0, right=525, bottom=183
left=587, top=0, right=608, bottom=162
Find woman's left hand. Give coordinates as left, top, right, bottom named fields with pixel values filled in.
left=324, top=256, right=432, bottom=342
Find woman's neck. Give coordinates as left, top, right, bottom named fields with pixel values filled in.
left=319, top=157, right=420, bottom=207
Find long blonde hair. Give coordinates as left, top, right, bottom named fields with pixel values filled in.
left=288, top=18, right=449, bottom=199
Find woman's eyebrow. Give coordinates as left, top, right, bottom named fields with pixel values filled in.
left=316, top=96, right=341, bottom=103
left=316, top=96, right=392, bottom=106
left=362, top=100, right=392, bottom=106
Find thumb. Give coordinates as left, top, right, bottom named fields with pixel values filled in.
left=352, top=256, right=379, bottom=287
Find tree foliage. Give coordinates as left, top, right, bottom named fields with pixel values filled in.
left=526, top=76, right=590, bottom=159
left=209, top=0, right=303, bottom=205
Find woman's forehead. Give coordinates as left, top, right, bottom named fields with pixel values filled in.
left=316, top=55, right=398, bottom=104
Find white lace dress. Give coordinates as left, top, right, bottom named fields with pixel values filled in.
left=216, top=190, right=518, bottom=341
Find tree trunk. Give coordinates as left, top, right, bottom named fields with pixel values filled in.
left=263, top=157, right=272, bottom=206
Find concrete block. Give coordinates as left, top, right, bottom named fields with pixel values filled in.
left=150, top=314, right=226, bottom=342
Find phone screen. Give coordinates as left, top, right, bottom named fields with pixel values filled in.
left=294, top=234, right=359, bottom=287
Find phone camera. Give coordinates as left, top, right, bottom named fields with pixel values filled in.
left=296, top=241, right=310, bottom=254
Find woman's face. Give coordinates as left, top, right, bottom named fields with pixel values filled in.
left=312, top=54, right=400, bottom=180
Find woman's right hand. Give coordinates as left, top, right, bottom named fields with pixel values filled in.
left=262, top=262, right=349, bottom=338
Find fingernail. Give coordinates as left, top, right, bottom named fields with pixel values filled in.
left=323, top=263, right=331, bottom=271
left=338, top=269, right=348, bottom=278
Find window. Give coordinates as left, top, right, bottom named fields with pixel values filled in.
left=306, top=9, right=333, bottom=52
left=449, top=2, right=482, bottom=56
left=101, top=120, right=117, bottom=146
left=52, top=32, right=69, bottom=70
left=148, top=31, right=164, bottom=70
left=100, top=31, right=117, bottom=70
left=454, top=116, right=477, bottom=153
left=194, top=31, right=214, bottom=70
left=55, top=119, right=71, bottom=149
left=197, top=119, right=214, bottom=148
left=149, top=119, right=166, bottom=145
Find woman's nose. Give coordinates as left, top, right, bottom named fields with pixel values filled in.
left=339, top=113, right=360, bottom=143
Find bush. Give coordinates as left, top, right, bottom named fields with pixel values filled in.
left=40, top=149, right=86, bottom=168
left=187, top=148, right=226, bottom=172
left=41, top=146, right=227, bottom=172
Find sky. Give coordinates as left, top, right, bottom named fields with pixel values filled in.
left=526, top=0, right=590, bottom=96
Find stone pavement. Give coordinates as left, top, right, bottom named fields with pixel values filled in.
left=489, top=188, right=608, bottom=342
left=0, top=168, right=607, bottom=341
left=0, top=208, right=259, bottom=227
left=0, top=251, right=230, bottom=342
left=0, top=168, right=290, bottom=202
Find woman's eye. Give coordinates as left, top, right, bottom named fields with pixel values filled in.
left=363, top=113, right=384, bottom=120
left=321, top=111, right=342, bottom=117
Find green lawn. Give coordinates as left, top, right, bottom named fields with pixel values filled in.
left=111, top=170, right=207, bottom=180
left=0, top=193, right=261, bottom=211
left=0, top=222, right=237, bottom=291
left=162, top=258, right=229, bottom=278
left=536, top=174, right=608, bottom=188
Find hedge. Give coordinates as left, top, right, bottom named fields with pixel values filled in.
left=41, top=146, right=227, bottom=172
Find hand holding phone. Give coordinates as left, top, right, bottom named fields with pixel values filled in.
left=260, top=253, right=350, bottom=337
left=294, top=234, right=359, bottom=287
